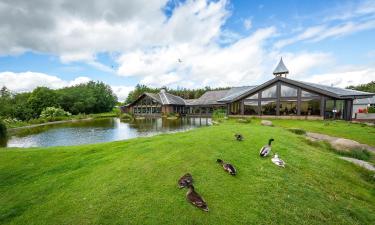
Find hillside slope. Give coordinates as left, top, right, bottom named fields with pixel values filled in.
left=0, top=121, right=374, bottom=225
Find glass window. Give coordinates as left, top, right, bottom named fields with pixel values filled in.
left=280, top=85, right=297, bottom=97
left=336, top=100, right=345, bottom=119
left=246, top=93, right=258, bottom=100
left=261, top=85, right=277, bottom=98
left=279, top=100, right=297, bottom=115
left=244, top=101, right=259, bottom=115
left=301, top=90, right=318, bottom=97
left=261, top=100, right=276, bottom=115
left=324, top=99, right=335, bottom=119
left=301, top=99, right=321, bottom=116
left=230, top=102, right=241, bottom=115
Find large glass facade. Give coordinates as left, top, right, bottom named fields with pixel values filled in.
left=261, top=85, right=277, bottom=98
left=279, top=100, right=297, bottom=115
left=301, top=99, right=320, bottom=116
left=246, top=93, right=258, bottom=100
left=244, top=101, right=258, bottom=115
left=280, top=85, right=297, bottom=97
left=261, top=100, right=277, bottom=115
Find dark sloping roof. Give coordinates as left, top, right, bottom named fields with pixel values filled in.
left=186, top=90, right=228, bottom=105
left=273, top=58, right=289, bottom=75
left=159, top=91, right=186, bottom=105
left=145, top=92, right=162, bottom=103
left=218, top=86, right=257, bottom=102
left=353, top=96, right=375, bottom=105
left=220, top=77, right=374, bottom=102
left=295, top=80, right=374, bottom=98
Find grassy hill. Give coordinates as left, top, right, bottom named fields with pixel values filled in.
left=0, top=120, right=374, bottom=225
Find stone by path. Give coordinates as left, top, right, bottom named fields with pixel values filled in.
left=306, top=132, right=375, bottom=153
left=340, top=157, right=375, bottom=172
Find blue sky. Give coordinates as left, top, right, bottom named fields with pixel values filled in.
left=0, top=0, right=374, bottom=101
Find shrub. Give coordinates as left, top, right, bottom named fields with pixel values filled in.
left=0, top=120, right=7, bottom=139
left=212, top=109, right=226, bottom=120
left=287, top=128, right=306, bottom=135
left=335, top=149, right=371, bottom=161
left=40, top=107, right=71, bottom=121
left=368, top=106, right=375, bottom=113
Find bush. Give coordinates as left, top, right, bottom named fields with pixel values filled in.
left=212, top=109, right=226, bottom=120
left=288, top=128, right=306, bottom=135
left=336, top=149, right=371, bottom=162
left=368, top=106, right=375, bottom=113
left=0, top=120, right=7, bottom=139
left=40, top=107, right=71, bottom=120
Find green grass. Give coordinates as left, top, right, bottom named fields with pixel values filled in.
left=270, top=119, right=375, bottom=146
left=0, top=121, right=374, bottom=225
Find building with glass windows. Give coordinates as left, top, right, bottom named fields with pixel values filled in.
left=122, top=59, right=374, bottom=120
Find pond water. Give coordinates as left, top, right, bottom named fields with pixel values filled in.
left=1, top=117, right=211, bottom=148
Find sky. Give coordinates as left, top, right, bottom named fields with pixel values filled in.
left=0, top=0, right=375, bottom=101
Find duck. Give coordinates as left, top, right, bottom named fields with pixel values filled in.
left=271, top=153, right=286, bottom=168
left=178, top=173, right=193, bottom=189
left=260, top=138, right=274, bottom=157
left=234, top=133, right=243, bottom=141
left=217, top=159, right=237, bottom=175
left=186, top=184, right=209, bottom=212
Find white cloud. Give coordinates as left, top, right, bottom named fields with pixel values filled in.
left=111, top=85, right=134, bottom=102
left=303, top=66, right=375, bottom=88
left=0, top=71, right=91, bottom=92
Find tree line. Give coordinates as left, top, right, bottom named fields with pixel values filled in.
left=0, top=81, right=118, bottom=121
left=125, top=84, right=230, bottom=104
left=347, top=81, right=375, bottom=93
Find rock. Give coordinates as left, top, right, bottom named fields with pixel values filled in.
left=340, top=157, right=375, bottom=172
left=261, top=120, right=273, bottom=126
left=331, top=138, right=363, bottom=151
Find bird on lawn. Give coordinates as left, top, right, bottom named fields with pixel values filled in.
left=186, top=184, right=209, bottom=212
left=217, top=159, right=237, bottom=176
left=260, top=138, right=274, bottom=157
left=271, top=153, right=286, bottom=168
left=178, top=173, right=193, bottom=189
left=234, top=133, right=243, bottom=141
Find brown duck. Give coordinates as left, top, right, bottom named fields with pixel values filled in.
left=178, top=173, right=193, bottom=188
left=234, top=133, right=243, bottom=141
left=217, top=159, right=237, bottom=175
left=186, top=184, right=209, bottom=212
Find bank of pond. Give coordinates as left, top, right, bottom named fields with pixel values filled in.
left=0, top=117, right=211, bottom=148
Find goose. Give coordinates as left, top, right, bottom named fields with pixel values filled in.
left=186, top=184, right=209, bottom=212
left=260, top=138, right=274, bottom=157
left=178, top=173, right=193, bottom=189
left=217, top=159, right=237, bottom=175
left=234, top=133, right=243, bottom=141
left=271, top=154, right=286, bottom=168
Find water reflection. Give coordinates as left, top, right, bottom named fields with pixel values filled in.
left=1, top=117, right=211, bottom=148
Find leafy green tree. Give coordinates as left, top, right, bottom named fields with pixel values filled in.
left=27, top=87, right=58, bottom=118
left=0, top=120, right=6, bottom=139
left=347, top=81, right=375, bottom=93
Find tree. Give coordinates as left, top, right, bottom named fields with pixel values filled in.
left=27, top=87, right=58, bottom=118
left=347, top=81, right=375, bottom=93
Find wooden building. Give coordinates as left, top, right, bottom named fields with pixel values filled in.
left=122, top=59, right=374, bottom=120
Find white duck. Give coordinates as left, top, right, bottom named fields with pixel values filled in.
left=271, top=154, right=285, bottom=168
left=259, top=138, right=274, bottom=157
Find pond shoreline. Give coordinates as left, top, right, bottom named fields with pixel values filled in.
left=9, top=118, right=96, bottom=131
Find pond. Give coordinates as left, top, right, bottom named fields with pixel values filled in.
left=1, top=117, right=211, bottom=148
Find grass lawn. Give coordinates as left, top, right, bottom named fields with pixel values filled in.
left=269, top=119, right=375, bottom=147
left=0, top=120, right=374, bottom=225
